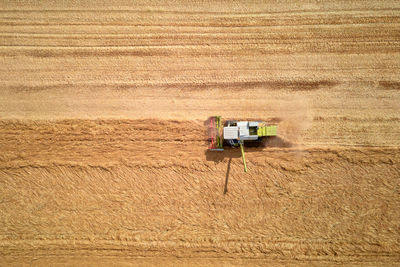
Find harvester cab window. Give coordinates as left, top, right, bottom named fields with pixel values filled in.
left=249, top=126, right=258, bottom=136
left=225, top=120, right=237, bottom=127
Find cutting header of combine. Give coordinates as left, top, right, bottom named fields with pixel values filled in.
left=208, top=116, right=277, bottom=172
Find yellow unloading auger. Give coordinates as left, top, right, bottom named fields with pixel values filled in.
left=208, top=116, right=277, bottom=172
left=239, top=141, right=247, bottom=172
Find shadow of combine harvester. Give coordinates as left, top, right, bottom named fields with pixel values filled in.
left=204, top=116, right=293, bottom=194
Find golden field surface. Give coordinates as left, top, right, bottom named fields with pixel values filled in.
left=0, top=0, right=400, bottom=265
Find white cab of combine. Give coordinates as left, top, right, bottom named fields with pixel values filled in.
left=223, top=121, right=259, bottom=141
left=223, top=126, right=238, bottom=139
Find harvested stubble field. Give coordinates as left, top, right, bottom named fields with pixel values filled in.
left=1, top=0, right=400, bottom=265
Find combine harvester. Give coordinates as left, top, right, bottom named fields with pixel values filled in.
left=208, top=116, right=277, bottom=172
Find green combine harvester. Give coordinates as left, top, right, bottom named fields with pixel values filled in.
left=208, top=116, right=277, bottom=172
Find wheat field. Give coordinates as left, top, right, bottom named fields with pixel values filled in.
left=0, top=0, right=400, bottom=265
